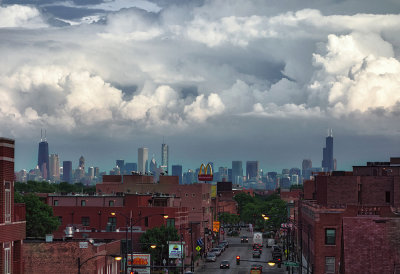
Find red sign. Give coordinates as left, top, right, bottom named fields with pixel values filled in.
left=198, top=163, right=213, bottom=181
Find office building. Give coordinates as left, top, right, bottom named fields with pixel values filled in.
left=161, top=143, right=169, bottom=174
left=79, top=156, right=85, bottom=170
left=37, top=130, right=49, bottom=180
left=63, top=161, right=72, bottom=183
left=116, top=159, right=125, bottom=174
left=88, top=167, right=95, bottom=178
left=125, top=163, right=137, bottom=173
left=49, top=154, right=60, bottom=182
left=246, top=161, right=259, bottom=180
left=172, top=165, right=183, bottom=184
left=138, top=147, right=148, bottom=174
left=322, top=129, right=334, bottom=172
left=232, top=161, right=243, bottom=185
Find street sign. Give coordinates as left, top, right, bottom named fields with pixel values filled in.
left=195, top=246, right=201, bottom=252
left=213, top=221, right=220, bottom=232
left=284, top=261, right=299, bottom=267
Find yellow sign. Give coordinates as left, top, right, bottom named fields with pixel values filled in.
left=196, top=246, right=201, bottom=252
left=213, top=221, right=220, bottom=232
left=198, top=163, right=213, bottom=181
left=211, top=185, right=217, bottom=198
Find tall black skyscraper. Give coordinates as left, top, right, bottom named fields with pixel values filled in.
left=63, top=161, right=72, bottom=183
left=38, top=130, right=49, bottom=180
left=322, top=129, right=334, bottom=172
left=232, top=161, right=243, bottom=184
left=246, top=161, right=259, bottom=180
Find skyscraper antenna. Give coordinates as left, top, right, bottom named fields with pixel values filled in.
left=44, top=129, right=47, bottom=141
left=163, top=136, right=165, bottom=144
left=41, top=129, right=43, bottom=142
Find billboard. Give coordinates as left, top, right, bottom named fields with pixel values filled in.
left=127, top=253, right=150, bottom=274
left=169, top=242, right=183, bottom=259
left=198, top=163, right=213, bottom=181
left=213, top=221, right=220, bottom=232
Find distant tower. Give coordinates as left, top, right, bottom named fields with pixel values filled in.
left=49, top=154, right=60, bottom=182
left=322, top=129, right=334, bottom=172
left=232, top=161, right=243, bottom=185
left=246, top=161, right=259, bottom=180
left=38, top=129, right=50, bottom=180
left=63, top=161, right=72, bottom=183
left=138, top=147, right=148, bottom=174
left=172, top=165, right=183, bottom=184
left=150, top=155, right=157, bottom=175
left=79, top=156, right=85, bottom=170
left=161, top=142, right=169, bottom=174
left=116, top=160, right=125, bottom=174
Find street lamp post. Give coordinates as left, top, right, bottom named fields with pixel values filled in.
left=78, top=254, right=121, bottom=274
left=111, top=212, right=168, bottom=274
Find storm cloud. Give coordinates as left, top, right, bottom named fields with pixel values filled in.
left=1, top=0, right=400, bottom=171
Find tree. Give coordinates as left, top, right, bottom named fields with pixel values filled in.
left=15, top=193, right=60, bottom=237
left=233, top=193, right=254, bottom=215
left=139, top=225, right=180, bottom=266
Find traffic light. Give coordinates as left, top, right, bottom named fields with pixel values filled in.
left=236, top=256, right=240, bottom=265
left=277, top=257, right=281, bottom=268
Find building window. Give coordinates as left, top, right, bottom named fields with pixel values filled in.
left=325, top=257, right=335, bottom=273
left=185, top=193, right=188, bottom=197
left=166, top=218, right=175, bottom=228
left=109, top=200, right=114, bottom=206
left=82, top=217, right=90, bottom=226
left=4, top=242, right=11, bottom=274
left=386, top=191, right=391, bottom=203
left=192, top=193, right=196, bottom=197
left=325, top=228, right=336, bottom=245
left=81, top=200, right=86, bottom=206
left=58, top=216, right=63, bottom=225
left=107, top=217, right=116, bottom=231
left=4, top=182, right=11, bottom=223
left=54, top=200, right=59, bottom=206
left=145, top=217, right=149, bottom=227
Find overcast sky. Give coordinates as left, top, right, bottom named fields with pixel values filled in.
left=1, top=0, right=400, bottom=173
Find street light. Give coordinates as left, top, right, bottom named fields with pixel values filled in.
left=110, top=212, right=169, bottom=273
left=78, top=254, right=122, bottom=274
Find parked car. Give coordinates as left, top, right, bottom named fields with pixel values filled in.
left=250, top=264, right=263, bottom=274
left=217, top=244, right=226, bottom=251
left=252, top=250, right=261, bottom=258
left=220, top=240, right=229, bottom=248
left=220, top=260, right=230, bottom=269
left=206, top=252, right=217, bottom=262
left=210, top=248, right=222, bottom=256
left=241, top=236, right=249, bottom=243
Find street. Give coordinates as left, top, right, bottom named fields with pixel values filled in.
left=195, top=232, right=286, bottom=274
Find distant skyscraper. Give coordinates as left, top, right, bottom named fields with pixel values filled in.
left=116, top=159, right=125, bottom=174
left=88, top=167, right=94, bottom=178
left=161, top=143, right=169, bottom=174
left=94, top=167, right=100, bottom=177
left=38, top=130, right=50, bottom=180
left=172, top=165, right=183, bottom=184
left=63, top=161, right=72, bottom=183
left=79, top=156, right=85, bottom=170
left=150, top=156, right=157, bottom=174
left=322, top=129, right=334, bottom=172
left=138, top=147, right=148, bottom=173
left=246, top=161, right=259, bottom=180
left=49, top=154, right=60, bottom=182
left=125, top=163, right=137, bottom=173
left=232, top=161, right=243, bottom=184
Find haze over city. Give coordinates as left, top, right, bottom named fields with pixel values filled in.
left=1, top=0, right=400, bottom=172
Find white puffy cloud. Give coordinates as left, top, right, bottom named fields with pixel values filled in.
left=0, top=5, right=47, bottom=28
left=184, top=93, right=225, bottom=122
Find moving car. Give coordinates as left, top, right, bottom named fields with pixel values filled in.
left=206, top=252, right=217, bottom=262
left=250, top=264, right=263, bottom=274
left=252, top=250, right=261, bottom=258
left=241, top=236, right=249, bottom=243
left=220, top=260, right=230, bottom=269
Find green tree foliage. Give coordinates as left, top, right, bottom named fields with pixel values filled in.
left=139, top=226, right=180, bottom=266
left=219, top=212, right=240, bottom=225
left=15, top=181, right=95, bottom=194
left=16, top=193, right=60, bottom=237
left=234, top=192, right=288, bottom=232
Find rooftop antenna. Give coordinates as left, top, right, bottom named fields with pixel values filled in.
left=40, top=129, right=43, bottom=142
left=44, top=129, right=47, bottom=141
left=163, top=136, right=165, bottom=144
left=327, top=128, right=333, bottom=137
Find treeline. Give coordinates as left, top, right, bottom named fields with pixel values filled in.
left=15, top=181, right=96, bottom=194
left=233, top=192, right=287, bottom=232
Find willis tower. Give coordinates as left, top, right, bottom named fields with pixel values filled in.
left=38, top=129, right=49, bottom=180
left=322, top=129, right=334, bottom=172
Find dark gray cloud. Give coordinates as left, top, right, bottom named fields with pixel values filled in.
left=1, top=0, right=400, bottom=173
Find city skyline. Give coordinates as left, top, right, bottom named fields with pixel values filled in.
left=2, top=0, right=400, bottom=175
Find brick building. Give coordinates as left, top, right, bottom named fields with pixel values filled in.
left=23, top=239, right=121, bottom=274
left=0, top=137, right=26, bottom=274
left=299, top=158, right=400, bottom=274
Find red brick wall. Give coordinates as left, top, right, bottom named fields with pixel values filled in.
left=360, top=176, right=394, bottom=206
left=303, top=180, right=315, bottom=200
left=325, top=176, right=358, bottom=206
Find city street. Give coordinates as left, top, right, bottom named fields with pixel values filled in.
left=195, top=232, right=285, bottom=274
